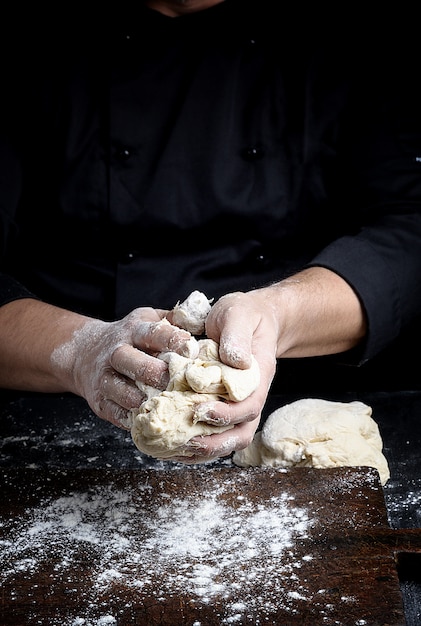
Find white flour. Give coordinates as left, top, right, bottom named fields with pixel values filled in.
left=1, top=475, right=314, bottom=625
left=385, top=481, right=421, bottom=528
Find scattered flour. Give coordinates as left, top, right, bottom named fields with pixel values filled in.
left=1, top=474, right=314, bottom=625
left=384, top=480, right=421, bottom=528
left=1, top=466, right=393, bottom=625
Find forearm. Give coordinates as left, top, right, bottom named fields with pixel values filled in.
left=0, top=298, right=91, bottom=392
left=0, top=297, right=201, bottom=428
left=186, top=267, right=367, bottom=462
left=259, top=266, right=367, bottom=359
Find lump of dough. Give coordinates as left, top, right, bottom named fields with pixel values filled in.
left=131, top=391, right=233, bottom=460
left=232, top=398, right=390, bottom=485
left=186, top=339, right=260, bottom=402
left=131, top=338, right=260, bottom=460
left=171, top=290, right=213, bottom=335
left=160, top=339, right=260, bottom=401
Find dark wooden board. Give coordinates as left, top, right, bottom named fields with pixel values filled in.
left=1, top=466, right=421, bottom=625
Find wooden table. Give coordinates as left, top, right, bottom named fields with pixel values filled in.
left=2, top=389, right=421, bottom=624
left=2, top=465, right=421, bottom=625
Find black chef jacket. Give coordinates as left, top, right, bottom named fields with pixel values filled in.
left=1, top=2, right=421, bottom=390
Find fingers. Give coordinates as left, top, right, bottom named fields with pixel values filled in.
left=84, top=296, right=276, bottom=446
left=92, top=357, right=151, bottom=429
left=96, top=398, right=133, bottom=431
left=89, top=380, right=134, bottom=431
left=206, top=293, right=254, bottom=368
left=132, top=318, right=198, bottom=357
left=192, top=354, right=274, bottom=425
left=92, top=372, right=144, bottom=431
left=169, top=365, right=273, bottom=463
left=111, top=344, right=170, bottom=389
left=72, top=309, right=202, bottom=431
left=101, top=369, right=146, bottom=409
left=171, top=417, right=260, bottom=464
left=110, top=314, right=201, bottom=390
left=193, top=397, right=260, bottom=426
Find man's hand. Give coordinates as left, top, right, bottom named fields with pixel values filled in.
left=169, top=267, right=366, bottom=463
left=53, top=310, right=198, bottom=429
left=0, top=299, right=196, bottom=430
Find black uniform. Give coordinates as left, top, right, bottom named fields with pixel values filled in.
left=1, top=2, right=421, bottom=390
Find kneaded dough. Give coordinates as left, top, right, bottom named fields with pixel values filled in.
left=131, top=390, right=229, bottom=460
left=131, top=338, right=260, bottom=460
left=232, top=398, right=390, bottom=485
left=171, top=290, right=213, bottom=335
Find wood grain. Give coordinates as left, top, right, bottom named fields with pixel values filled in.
left=1, top=466, right=420, bottom=625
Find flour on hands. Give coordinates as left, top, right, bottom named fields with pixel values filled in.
left=130, top=292, right=260, bottom=461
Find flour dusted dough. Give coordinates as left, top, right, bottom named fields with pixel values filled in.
left=131, top=390, right=227, bottom=459
left=131, top=338, right=260, bottom=460
left=172, top=290, right=213, bottom=335
left=131, top=291, right=259, bottom=460
left=233, top=398, right=390, bottom=485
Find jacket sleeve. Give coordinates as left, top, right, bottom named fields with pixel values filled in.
left=307, top=49, right=421, bottom=364
left=0, top=103, right=38, bottom=307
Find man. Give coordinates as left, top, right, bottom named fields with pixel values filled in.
left=0, top=0, right=420, bottom=463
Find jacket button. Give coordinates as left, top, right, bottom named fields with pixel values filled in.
left=116, top=147, right=132, bottom=161
left=241, top=145, right=265, bottom=161
left=121, top=251, right=135, bottom=263
left=249, top=247, right=272, bottom=269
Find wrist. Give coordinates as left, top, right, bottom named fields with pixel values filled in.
left=258, top=267, right=367, bottom=358
left=0, top=298, right=92, bottom=392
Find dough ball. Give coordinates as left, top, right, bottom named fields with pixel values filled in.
left=172, top=290, right=213, bottom=335
left=131, top=390, right=233, bottom=460
left=232, top=398, right=390, bottom=485
left=184, top=339, right=260, bottom=402
left=131, top=338, right=260, bottom=460
left=159, top=339, right=260, bottom=402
